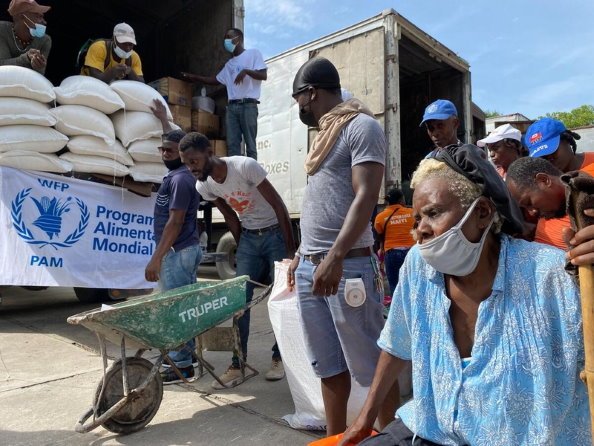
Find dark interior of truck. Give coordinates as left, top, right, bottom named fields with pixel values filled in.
left=398, top=34, right=467, bottom=189
left=0, top=0, right=233, bottom=96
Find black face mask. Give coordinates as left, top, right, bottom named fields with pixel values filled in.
left=298, top=92, right=318, bottom=128
left=163, top=157, right=184, bottom=171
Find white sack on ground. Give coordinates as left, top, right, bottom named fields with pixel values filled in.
left=129, top=162, right=168, bottom=183
left=0, top=97, right=56, bottom=126
left=0, top=125, right=68, bottom=153
left=127, top=138, right=162, bottom=163
left=59, top=153, right=129, bottom=177
left=0, top=150, right=72, bottom=173
left=111, top=111, right=164, bottom=147
left=50, top=105, right=116, bottom=145
left=67, top=136, right=134, bottom=166
left=268, top=259, right=370, bottom=431
left=0, top=66, right=55, bottom=103
left=110, top=80, right=173, bottom=120
left=54, top=75, right=125, bottom=114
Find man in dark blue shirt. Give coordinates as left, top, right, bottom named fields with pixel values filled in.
left=145, top=128, right=201, bottom=383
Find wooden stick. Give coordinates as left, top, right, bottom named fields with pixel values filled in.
left=577, top=263, right=594, bottom=444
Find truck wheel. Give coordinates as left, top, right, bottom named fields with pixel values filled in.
left=74, top=287, right=110, bottom=303
left=216, top=232, right=237, bottom=280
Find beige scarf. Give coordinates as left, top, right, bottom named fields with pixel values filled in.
left=304, top=98, right=375, bottom=175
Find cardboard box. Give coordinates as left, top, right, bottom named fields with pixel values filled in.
left=212, top=139, right=227, bottom=157
left=191, top=110, right=220, bottom=137
left=148, top=77, right=193, bottom=107
left=169, top=104, right=191, bottom=132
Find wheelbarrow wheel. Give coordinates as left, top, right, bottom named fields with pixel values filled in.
left=94, top=357, right=163, bottom=434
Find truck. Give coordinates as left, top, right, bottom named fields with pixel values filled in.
left=0, top=0, right=245, bottom=301
left=211, top=9, right=483, bottom=278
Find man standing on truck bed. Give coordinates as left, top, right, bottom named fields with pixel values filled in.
left=287, top=57, right=399, bottom=436
left=81, top=23, right=144, bottom=83
left=179, top=132, right=295, bottom=388
left=144, top=125, right=202, bottom=384
left=0, top=0, right=51, bottom=74
left=421, top=99, right=461, bottom=158
left=181, top=28, right=266, bottom=160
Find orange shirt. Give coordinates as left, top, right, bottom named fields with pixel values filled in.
left=374, top=204, right=415, bottom=251
left=533, top=154, right=594, bottom=250
left=534, top=216, right=570, bottom=250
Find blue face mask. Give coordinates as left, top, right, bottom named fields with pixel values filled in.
left=24, top=15, right=46, bottom=38
left=224, top=38, right=236, bottom=53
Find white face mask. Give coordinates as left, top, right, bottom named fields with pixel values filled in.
left=418, top=197, right=494, bottom=276
left=114, top=44, right=132, bottom=60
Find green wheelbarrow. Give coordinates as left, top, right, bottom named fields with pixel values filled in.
left=67, top=275, right=270, bottom=435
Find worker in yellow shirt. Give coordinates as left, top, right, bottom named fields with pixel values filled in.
left=374, top=187, right=415, bottom=296
left=80, top=23, right=144, bottom=83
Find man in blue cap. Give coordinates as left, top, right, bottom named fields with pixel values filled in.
left=525, top=117, right=592, bottom=175
left=420, top=99, right=460, bottom=158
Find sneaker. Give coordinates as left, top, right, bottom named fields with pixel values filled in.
left=162, top=353, right=200, bottom=369
left=160, top=365, right=195, bottom=385
left=211, top=365, right=244, bottom=390
left=265, top=358, right=285, bottom=381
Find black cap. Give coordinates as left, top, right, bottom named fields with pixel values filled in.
left=435, top=144, right=525, bottom=235
left=292, top=57, right=341, bottom=96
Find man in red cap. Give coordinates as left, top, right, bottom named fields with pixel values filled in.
left=81, top=22, right=144, bottom=83
left=0, top=0, right=51, bottom=74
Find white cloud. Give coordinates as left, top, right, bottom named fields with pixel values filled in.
left=245, top=0, right=315, bottom=34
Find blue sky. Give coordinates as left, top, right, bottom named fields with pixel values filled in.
left=244, top=0, right=594, bottom=119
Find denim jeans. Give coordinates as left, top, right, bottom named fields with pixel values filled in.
left=159, top=244, right=202, bottom=368
left=295, top=255, right=384, bottom=385
left=226, top=102, right=258, bottom=160
left=232, top=227, right=286, bottom=366
left=384, top=248, right=409, bottom=297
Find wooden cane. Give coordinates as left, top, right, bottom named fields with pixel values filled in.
left=570, top=196, right=594, bottom=443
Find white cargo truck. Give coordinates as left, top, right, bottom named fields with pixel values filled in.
left=212, top=9, right=482, bottom=278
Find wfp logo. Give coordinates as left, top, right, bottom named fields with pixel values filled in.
left=11, top=188, right=89, bottom=249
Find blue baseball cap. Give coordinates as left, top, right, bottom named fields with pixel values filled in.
left=419, top=99, right=458, bottom=126
left=525, top=118, right=567, bottom=157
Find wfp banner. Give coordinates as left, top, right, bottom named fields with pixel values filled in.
left=0, top=167, right=157, bottom=288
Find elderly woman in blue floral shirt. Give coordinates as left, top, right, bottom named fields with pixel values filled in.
left=341, top=145, right=590, bottom=446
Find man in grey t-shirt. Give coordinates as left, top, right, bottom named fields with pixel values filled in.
left=287, top=57, right=399, bottom=435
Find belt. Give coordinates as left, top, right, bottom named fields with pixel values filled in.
left=242, top=223, right=280, bottom=236
left=229, top=98, right=259, bottom=104
left=302, top=247, right=372, bottom=266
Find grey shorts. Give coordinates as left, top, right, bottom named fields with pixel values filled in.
left=295, top=255, right=385, bottom=386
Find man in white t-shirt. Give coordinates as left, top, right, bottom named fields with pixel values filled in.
left=182, top=28, right=267, bottom=160
left=179, top=132, right=296, bottom=389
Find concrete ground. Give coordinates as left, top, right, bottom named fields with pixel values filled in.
left=0, top=268, right=322, bottom=446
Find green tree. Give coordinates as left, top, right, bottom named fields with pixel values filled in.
left=542, top=105, right=594, bottom=129
left=484, top=110, right=502, bottom=118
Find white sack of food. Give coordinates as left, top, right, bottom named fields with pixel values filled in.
left=50, top=105, right=116, bottom=145
left=268, top=260, right=371, bottom=431
left=111, top=111, right=163, bottom=147
left=110, top=80, right=173, bottom=120
left=67, top=135, right=134, bottom=166
left=59, top=153, right=129, bottom=177
left=0, top=97, right=56, bottom=126
left=54, top=75, right=125, bottom=114
left=0, top=125, right=68, bottom=153
left=0, top=150, right=72, bottom=173
left=0, top=65, right=55, bottom=103
left=127, top=137, right=162, bottom=163
left=129, top=162, right=168, bottom=183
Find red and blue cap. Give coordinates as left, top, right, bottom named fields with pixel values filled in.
left=420, top=99, right=458, bottom=126
left=525, top=118, right=567, bottom=158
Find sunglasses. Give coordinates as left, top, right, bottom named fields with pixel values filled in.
left=157, top=146, right=178, bottom=154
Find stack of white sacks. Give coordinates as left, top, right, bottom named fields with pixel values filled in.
left=0, top=66, right=71, bottom=173
left=110, top=80, right=174, bottom=183
left=0, top=66, right=176, bottom=184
